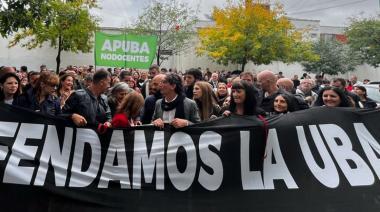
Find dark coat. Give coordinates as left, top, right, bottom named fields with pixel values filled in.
left=259, top=88, right=309, bottom=112
left=140, top=94, right=162, bottom=124
left=360, top=98, right=377, bottom=109
left=13, top=88, right=61, bottom=116
left=152, top=97, right=201, bottom=124
left=62, top=88, right=111, bottom=126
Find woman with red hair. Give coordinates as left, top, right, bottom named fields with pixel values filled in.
left=111, top=91, right=144, bottom=128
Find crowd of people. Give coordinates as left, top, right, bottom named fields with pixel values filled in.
left=0, top=64, right=378, bottom=131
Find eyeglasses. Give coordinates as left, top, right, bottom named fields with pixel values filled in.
left=47, top=83, right=58, bottom=89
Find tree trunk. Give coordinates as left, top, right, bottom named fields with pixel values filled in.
left=56, top=35, right=62, bottom=74
left=157, top=11, right=162, bottom=66
left=241, top=58, right=247, bottom=72
left=156, top=45, right=160, bottom=66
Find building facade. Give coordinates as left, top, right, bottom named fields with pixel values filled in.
left=1, top=18, right=379, bottom=80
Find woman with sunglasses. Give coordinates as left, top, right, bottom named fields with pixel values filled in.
left=13, top=71, right=62, bottom=116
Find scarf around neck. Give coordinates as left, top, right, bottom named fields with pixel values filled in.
left=161, top=94, right=185, bottom=119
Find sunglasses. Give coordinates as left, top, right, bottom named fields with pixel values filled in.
left=47, top=83, right=58, bottom=89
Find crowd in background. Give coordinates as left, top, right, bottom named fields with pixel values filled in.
left=0, top=64, right=378, bottom=131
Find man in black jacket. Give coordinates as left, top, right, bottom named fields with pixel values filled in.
left=62, top=69, right=112, bottom=127
left=183, top=68, right=203, bottom=99
left=257, top=70, right=308, bottom=112
left=141, top=65, right=160, bottom=99
left=140, top=74, right=165, bottom=124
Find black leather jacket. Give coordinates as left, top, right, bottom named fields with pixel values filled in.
left=62, top=88, right=111, bottom=126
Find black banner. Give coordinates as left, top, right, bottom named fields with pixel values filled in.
left=0, top=104, right=380, bottom=212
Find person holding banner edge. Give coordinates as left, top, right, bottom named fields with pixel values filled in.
left=152, top=73, right=200, bottom=128
left=62, top=69, right=112, bottom=128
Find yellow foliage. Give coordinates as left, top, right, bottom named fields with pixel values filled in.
left=197, top=0, right=316, bottom=66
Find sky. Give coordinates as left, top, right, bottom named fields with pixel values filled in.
left=91, top=0, right=380, bottom=28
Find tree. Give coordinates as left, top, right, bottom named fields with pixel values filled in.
left=132, top=0, right=198, bottom=66
left=197, top=0, right=317, bottom=71
left=345, top=17, right=380, bottom=68
left=0, top=0, right=98, bottom=73
left=0, top=0, right=50, bottom=37
left=301, top=39, right=361, bottom=76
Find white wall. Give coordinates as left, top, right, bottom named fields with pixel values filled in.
left=1, top=23, right=379, bottom=81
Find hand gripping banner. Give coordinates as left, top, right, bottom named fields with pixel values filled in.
left=0, top=104, right=380, bottom=212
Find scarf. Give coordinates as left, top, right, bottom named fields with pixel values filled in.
left=216, top=93, right=228, bottom=106
left=185, top=85, right=194, bottom=99
left=161, top=94, right=185, bottom=119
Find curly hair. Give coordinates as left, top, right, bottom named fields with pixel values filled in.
left=185, top=68, right=203, bottom=81
left=165, top=73, right=183, bottom=95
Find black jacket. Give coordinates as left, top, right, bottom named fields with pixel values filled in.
left=360, top=98, right=377, bottom=109
left=259, top=88, right=309, bottom=112
left=13, top=88, right=61, bottom=116
left=140, top=93, right=162, bottom=124
left=62, top=88, right=111, bottom=126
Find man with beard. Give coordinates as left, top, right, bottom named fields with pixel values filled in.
left=140, top=74, right=166, bottom=124
left=141, top=65, right=160, bottom=99
left=184, top=68, right=203, bottom=99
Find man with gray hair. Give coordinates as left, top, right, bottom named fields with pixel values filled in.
left=296, top=79, right=318, bottom=106
left=350, top=75, right=362, bottom=86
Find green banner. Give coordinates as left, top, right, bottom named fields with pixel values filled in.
left=95, top=32, right=157, bottom=69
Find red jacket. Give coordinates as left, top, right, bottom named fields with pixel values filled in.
left=111, top=113, right=130, bottom=128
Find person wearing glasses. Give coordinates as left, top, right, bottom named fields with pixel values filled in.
left=13, top=71, right=61, bottom=116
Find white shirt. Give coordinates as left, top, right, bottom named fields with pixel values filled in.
left=4, top=98, right=13, bottom=105
left=162, top=95, right=178, bottom=123
left=163, top=109, right=176, bottom=123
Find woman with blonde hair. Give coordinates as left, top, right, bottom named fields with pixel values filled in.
left=214, top=82, right=229, bottom=107
left=111, top=91, right=145, bottom=128
left=193, top=81, right=220, bottom=121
